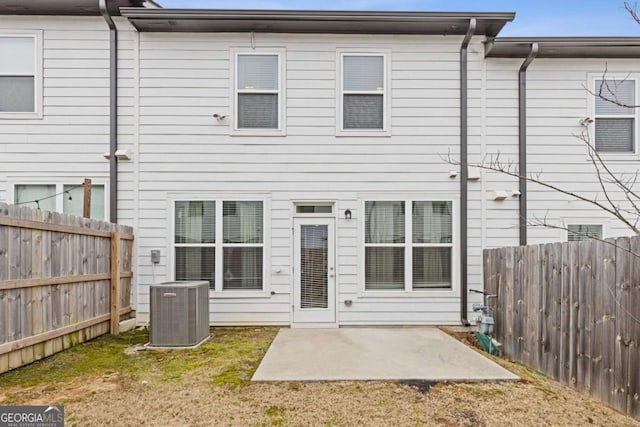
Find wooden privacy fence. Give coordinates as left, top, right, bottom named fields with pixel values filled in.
left=0, top=203, right=134, bottom=374
left=484, top=237, right=640, bottom=420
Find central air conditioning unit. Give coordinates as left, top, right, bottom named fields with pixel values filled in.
left=149, top=281, right=210, bottom=348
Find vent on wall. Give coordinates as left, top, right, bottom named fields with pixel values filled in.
left=149, top=281, right=210, bottom=348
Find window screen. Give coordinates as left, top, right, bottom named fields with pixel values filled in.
left=567, top=224, right=603, bottom=242
left=0, top=36, right=36, bottom=112
left=343, top=55, right=384, bottom=130
left=595, top=79, right=635, bottom=153
left=237, top=54, right=279, bottom=129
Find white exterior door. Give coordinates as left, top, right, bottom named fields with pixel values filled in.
left=293, top=217, right=336, bottom=325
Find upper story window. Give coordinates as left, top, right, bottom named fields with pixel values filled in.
left=594, top=79, right=636, bottom=153
left=14, top=183, right=106, bottom=220
left=0, top=34, right=41, bottom=117
left=341, top=54, right=386, bottom=131
left=235, top=53, right=281, bottom=131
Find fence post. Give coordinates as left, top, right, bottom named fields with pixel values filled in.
left=110, top=231, right=120, bottom=335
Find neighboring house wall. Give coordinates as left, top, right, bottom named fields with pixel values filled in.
left=0, top=16, right=137, bottom=225
left=484, top=57, right=639, bottom=247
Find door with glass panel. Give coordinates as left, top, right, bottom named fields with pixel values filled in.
left=293, top=218, right=336, bottom=324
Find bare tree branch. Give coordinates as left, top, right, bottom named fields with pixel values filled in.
left=583, top=66, right=640, bottom=109
left=442, top=150, right=640, bottom=235
left=574, top=131, right=640, bottom=220
left=625, top=1, right=640, bottom=24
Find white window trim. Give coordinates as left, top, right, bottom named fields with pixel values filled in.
left=0, top=31, right=43, bottom=119
left=588, top=73, right=639, bottom=160
left=170, top=196, right=271, bottom=299
left=10, top=180, right=108, bottom=220
left=336, top=50, right=392, bottom=137
left=358, top=198, right=457, bottom=298
left=230, top=48, right=286, bottom=137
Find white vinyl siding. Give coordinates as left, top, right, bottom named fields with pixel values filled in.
left=567, top=224, right=603, bottom=242
left=133, top=33, right=476, bottom=325
left=14, top=183, right=106, bottom=219
left=364, top=200, right=453, bottom=291
left=173, top=199, right=265, bottom=294
left=0, top=33, right=41, bottom=117
left=594, top=79, right=636, bottom=153
left=233, top=52, right=283, bottom=133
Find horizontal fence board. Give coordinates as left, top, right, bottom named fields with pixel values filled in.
left=485, top=235, right=640, bottom=420
left=0, top=216, right=134, bottom=240
left=0, top=313, right=110, bottom=354
left=0, top=271, right=133, bottom=291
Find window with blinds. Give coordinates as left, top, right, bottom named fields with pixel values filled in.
left=0, top=35, right=36, bottom=113
left=300, top=224, right=329, bottom=308
left=174, top=201, right=216, bottom=288
left=595, top=79, right=636, bottom=153
left=174, top=200, right=265, bottom=292
left=223, top=201, right=264, bottom=290
left=567, top=224, right=603, bottom=242
left=364, top=200, right=453, bottom=291
left=412, top=201, right=453, bottom=289
left=342, top=54, right=385, bottom=130
left=236, top=54, right=279, bottom=129
left=364, top=201, right=405, bottom=290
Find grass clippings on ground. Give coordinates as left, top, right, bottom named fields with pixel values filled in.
left=0, top=326, right=637, bottom=427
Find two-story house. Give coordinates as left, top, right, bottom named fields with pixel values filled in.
left=1, top=1, right=639, bottom=327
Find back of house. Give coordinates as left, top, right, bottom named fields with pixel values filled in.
left=1, top=1, right=638, bottom=327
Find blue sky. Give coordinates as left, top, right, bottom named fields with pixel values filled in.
left=156, top=0, right=639, bottom=36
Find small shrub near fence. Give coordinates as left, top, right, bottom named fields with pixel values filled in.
left=0, top=203, right=134, bottom=374
left=484, top=237, right=640, bottom=420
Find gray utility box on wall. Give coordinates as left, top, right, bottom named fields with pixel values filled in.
left=149, top=281, right=210, bottom=348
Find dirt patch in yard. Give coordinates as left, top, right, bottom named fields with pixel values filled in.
left=0, top=327, right=637, bottom=426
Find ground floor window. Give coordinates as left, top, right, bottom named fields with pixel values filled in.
left=364, top=200, right=453, bottom=291
left=14, top=183, right=106, bottom=220
left=567, top=224, right=603, bottom=242
left=174, top=199, right=264, bottom=291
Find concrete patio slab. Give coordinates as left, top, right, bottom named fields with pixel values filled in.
left=252, top=327, right=519, bottom=382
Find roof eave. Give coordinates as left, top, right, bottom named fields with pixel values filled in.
left=486, top=37, right=640, bottom=58
left=119, top=8, right=515, bottom=36
left=0, top=0, right=151, bottom=17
